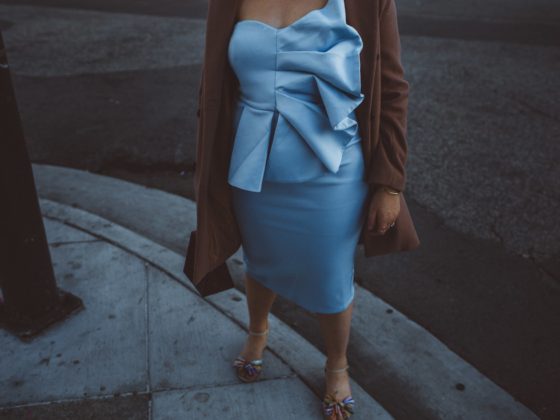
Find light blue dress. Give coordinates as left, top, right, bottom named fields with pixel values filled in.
left=227, top=0, right=369, bottom=314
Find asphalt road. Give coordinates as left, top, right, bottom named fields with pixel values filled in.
left=1, top=0, right=559, bottom=418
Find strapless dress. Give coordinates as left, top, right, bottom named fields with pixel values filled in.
left=227, top=0, right=369, bottom=314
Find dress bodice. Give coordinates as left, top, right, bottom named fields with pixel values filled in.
left=227, top=0, right=364, bottom=192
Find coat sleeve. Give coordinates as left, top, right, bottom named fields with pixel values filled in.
left=366, top=0, right=409, bottom=193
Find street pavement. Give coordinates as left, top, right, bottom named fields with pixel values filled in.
left=0, top=0, right=558, bottom=418
left=0, top=164, right=536, bottom=419
left=0, top=196, right=389, bottom=419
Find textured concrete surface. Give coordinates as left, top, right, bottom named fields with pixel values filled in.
left=2, top=201, right=388, bottom=419
left=28, top=166, right=543, bottom=419
left=1, top=234, right=148, bottom=405
left=0, top=5, right=206, bottom=77
left=0, top=0, right=557, bottom=416
left=147, top=265, right=293, bottom=390
left=0, top=198, right=388, bottom=418
left=151, top=378, right=320, bottom=419
left=397, top=0, right=560, bottom=23
left=403, top=35, right=560, bottom=265
left=0, top=394, right=149, bottom=420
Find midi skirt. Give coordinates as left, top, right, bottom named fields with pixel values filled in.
left=231, top=138, right=369, bottom=314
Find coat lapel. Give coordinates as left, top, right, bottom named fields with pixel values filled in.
left=345, top=0, right=379, bottom=182
left=199, top=0, right=239, bottom=164
left=189, top=0, right=241, bottom=287
left=346, top=0, right=378, bottom=112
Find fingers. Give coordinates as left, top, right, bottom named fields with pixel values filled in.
left=375, top=212, right=394, bottom=235
left=367, top=194, right=400, bottom=235
left=367, top=206, right=396, bottom=236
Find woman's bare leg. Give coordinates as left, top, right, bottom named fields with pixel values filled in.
left=239, top=272, right=277, bottom=360
left=316, top=300, right=354, bottom=401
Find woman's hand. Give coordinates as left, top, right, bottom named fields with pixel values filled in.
left=367, top=187, right=401, bottom=235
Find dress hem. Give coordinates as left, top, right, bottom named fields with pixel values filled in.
left=243, top=264, right=356, bottom=315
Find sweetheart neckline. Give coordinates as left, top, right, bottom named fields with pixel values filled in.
left=235, top=0, right=331, bottom=32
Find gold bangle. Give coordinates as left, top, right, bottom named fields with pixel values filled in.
left=382, top=186, right=400, bottom=195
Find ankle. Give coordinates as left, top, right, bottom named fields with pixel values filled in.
left=249, top=319, right=269, bottom=334
left=325, top=357, right=348, bottom=371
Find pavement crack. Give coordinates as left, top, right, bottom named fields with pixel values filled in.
left=489, top=215, right=505, bottom=247
left=504, top=93, right=560, bottom=122
left=525, top=249, right=560, bottom=290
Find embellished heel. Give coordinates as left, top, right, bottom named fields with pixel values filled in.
left=322, top=364, right=355, bottom=419
left=232, top=327, right=269, bottom=383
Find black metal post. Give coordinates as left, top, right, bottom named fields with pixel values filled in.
left=0, top=30, right=83, bottom=341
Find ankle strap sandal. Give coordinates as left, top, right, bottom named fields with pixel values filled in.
left=322, top=364, right=355, bottom=419
left=232, top=327, right=269, bottom=383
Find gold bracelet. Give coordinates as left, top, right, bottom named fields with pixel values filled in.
left=382, top=186, right=400, bottom=195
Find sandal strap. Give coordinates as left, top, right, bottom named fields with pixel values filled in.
left=324, top=363, right=349, bottom=373
left=248, top=327, right=269, bottom=336
left=234, top=355, right=263, bottom=365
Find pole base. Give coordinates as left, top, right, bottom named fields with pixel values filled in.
left=0, top=288, right=84, bottom=342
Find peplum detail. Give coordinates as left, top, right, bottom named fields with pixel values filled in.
left=227, top=0, right=364, bottom=192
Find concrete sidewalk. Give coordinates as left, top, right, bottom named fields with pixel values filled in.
left=0, top=199, right=388, bottom=419
left=0, top=164, right=540, bottom=419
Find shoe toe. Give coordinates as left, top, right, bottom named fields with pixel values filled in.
left=233, top=356, right=263, bottom=382
left=322, top=393, right=354, bottom=419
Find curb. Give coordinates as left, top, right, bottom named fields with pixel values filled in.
left=40, top=197, right=392, bottom=419
left=34, top=164, right=539, bottom=419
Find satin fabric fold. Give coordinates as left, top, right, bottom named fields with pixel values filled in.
left=227, top=0, right=365, bottom=192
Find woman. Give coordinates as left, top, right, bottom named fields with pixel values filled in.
left=184, top=0, right=420, bottom=418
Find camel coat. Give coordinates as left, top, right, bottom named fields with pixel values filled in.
left=183, top=0, right=420, bottom=296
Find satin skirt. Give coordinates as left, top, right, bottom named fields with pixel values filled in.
left=231, top=139, right=369, bottom=314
